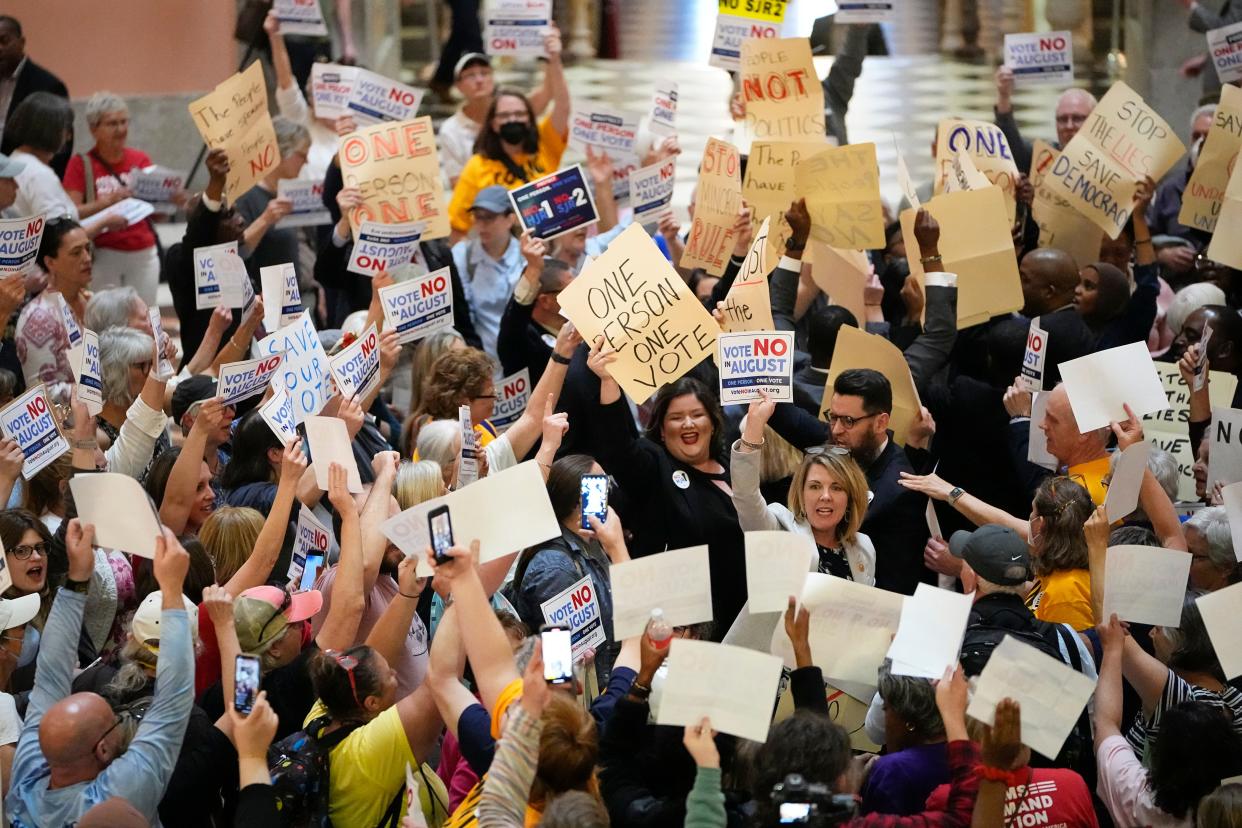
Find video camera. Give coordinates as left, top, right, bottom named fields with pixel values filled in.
left=770, top=774, right=859, bottom=826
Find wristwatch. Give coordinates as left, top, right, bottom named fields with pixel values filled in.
left=785, top=236, right=806, bottom=252
left=64, top=578, right=90, bottom=594
left=948, top=486, right=965, bottom=504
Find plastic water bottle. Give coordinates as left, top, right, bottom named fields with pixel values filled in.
left=646, top=608, right=673, bottom=650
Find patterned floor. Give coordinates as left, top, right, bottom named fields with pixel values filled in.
left=396, top=1, right=1069, bottom=214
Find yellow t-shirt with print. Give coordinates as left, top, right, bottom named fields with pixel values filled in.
left=303, top=701, right=449, bottom=828
left=448, top=116, right=568, bottom=234
left=1026, top=567, right=1094, bottom=631
left=1068, top=456, right=1110, bottom=506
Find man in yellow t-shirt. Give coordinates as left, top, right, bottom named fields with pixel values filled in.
left=1035, top=385, right=1111, bottom=506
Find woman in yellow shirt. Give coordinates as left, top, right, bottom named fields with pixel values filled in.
left=901, top=472, right=1098, bottom=629
left=1023, top=476, right=1096, bottom=630
left=448, top=30, right=570, bottom=238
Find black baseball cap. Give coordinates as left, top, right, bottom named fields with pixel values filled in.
left=171, top=375, right=218, bottom=423
left=948, top=525, right=1030, bottom=586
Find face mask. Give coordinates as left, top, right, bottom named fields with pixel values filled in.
left=498, top=121, right=530, bottom=145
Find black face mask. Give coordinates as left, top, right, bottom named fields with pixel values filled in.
left=498, top=121, right=530, bottom=145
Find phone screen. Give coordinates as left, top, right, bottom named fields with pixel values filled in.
left=430, top=510, right=453, bottom=557
left=580, top=475, right=608, bottom=530
left=778, top=803, right=812, bottom=823
left=234, top=655, right=261, bottom=714
left=541, top=626, right=573, bottom=684
left=299, top=553, right=324, bottom=592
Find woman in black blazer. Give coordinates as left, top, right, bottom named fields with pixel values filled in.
left=585, top=344, right=745, bottom=637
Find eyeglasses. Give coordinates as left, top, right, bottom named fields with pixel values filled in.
left=256, top=589, right=292, bottom=647
left=473, top=393, right=497, bottom=401
left=1195, top=253, right=1222, bottom=271
left=806, top=445, right=851, bottom=458
left=95, top=713, right=124, bottom=751
left=825, top=412, right=881, bottom=430
left=11, top=542, right=47, bottom=561
left=327, top=649, right=364, bottom=708
left=1055, top=113, right=1088, bottom=126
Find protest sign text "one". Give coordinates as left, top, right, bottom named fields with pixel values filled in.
left=340, top=122, right=434, bottom=165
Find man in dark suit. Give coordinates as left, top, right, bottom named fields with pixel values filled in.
left=1017, top=247, right=1096, bottom=389
left=497, top=249, right=573, bottom=386
left=0, top=16, right=71, bottom=176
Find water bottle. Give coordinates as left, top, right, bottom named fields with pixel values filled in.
left=646, top=608, right=673, bottom=650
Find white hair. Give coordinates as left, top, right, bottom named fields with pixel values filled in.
left=1191, top=104, right=1217, bottom=132
left=1056, top=87, right=1097, bottom=110
left=84, top=92, right=128, bottom=128
left=99, top=327, right=154, bottom=408
left=272, top=115, right=310, bottom=159
left=415, top=419, right=460, bottom=469
left=85, top=287, right=143, bottom=333
left=1186, top=506, right=1235, bottom=568
left=1168, top=282, right=1227, bottom=335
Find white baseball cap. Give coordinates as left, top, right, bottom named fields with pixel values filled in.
left=131, top=591, right=199, bottom=652
left=0, top=593, right=39, bottom=631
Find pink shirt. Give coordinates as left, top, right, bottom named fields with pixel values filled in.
left=1096, top=734, right=1191, bottom=828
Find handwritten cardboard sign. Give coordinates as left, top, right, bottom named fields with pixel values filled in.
left=1207, top=146, right=1242, bottom=270
left=256, top=311, right=333, bottom=424
left=934, top=118, right=1019, bottom=221
left=809, top=242, right=868, bottom=325
left=1179, top=84, right=1242, bottom=234
left=900, top=187, right=1024, bottom=328
left=742, top=140, right=830, bottom=263
left=794, top=142, right=884, bottom=249
left=379, top=267, right=454, bottom=345
left=188, top=62, right=279, bottom=199
left=1047, top=81, right=1186, bottom=239
left=824, top=325, right=921, bottom=446
left=739, top=37, right=825, bottom=142
left=1143, top=364, right=1237, bottom=501
left=1030, top=140, right=1104, bottom=268
left=720, top=216, right=773, bottom=332
left=339, top=116, right=449, bottom=240
left=681, top=137, right=742, bottom=276
left=559, top=223, right=719, bottom=403
left=0, top=385, right=68, bottom=479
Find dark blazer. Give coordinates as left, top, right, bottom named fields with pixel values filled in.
left=1032, top=306, right=1097, bottom=389
left=766, top=403, right=933, bottom=595
left=497, top=292, right=554, bottom=385
left=792, top=365, right=829, bottom=415
left=312, top=231, right=480, bottom=348
left=2, top=58, right=71, bottom=176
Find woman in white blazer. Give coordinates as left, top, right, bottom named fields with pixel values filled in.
left=731, top=393, right=877, bottom=585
